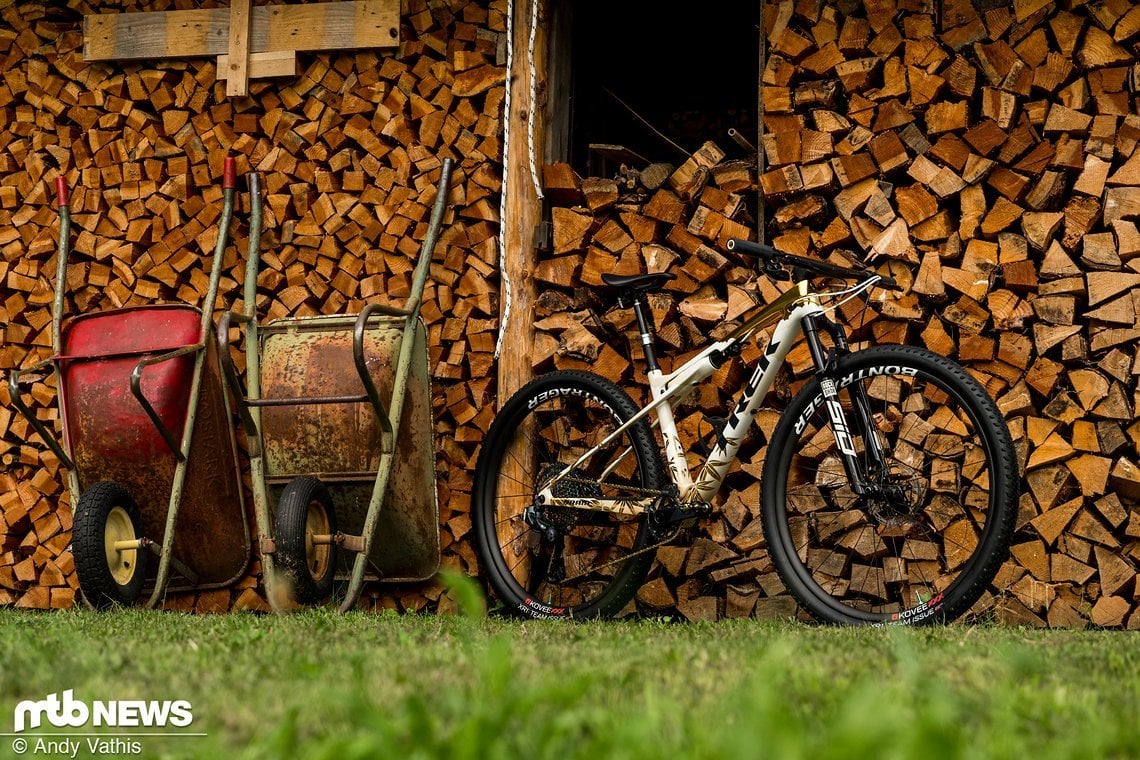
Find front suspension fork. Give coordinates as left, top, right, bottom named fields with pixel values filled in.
left=801, top=315, right=889, bottom=495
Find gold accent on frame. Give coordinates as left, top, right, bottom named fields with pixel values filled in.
left=726, top=280, right=815, bottom=343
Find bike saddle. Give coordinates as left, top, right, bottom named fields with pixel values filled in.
left=599, top=271, right=676, bottom=293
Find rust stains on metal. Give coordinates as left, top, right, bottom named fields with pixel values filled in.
left=260, top=315, right=440, bottom=580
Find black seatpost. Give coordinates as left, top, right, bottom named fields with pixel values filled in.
left=630, top=294, right=660, bottom=372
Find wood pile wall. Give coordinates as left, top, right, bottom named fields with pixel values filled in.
left=539, top=0, right=1140, bottom=626
left=4, top=0, right=1140, bottom=626
left=0, top=0, right=505, bottom=613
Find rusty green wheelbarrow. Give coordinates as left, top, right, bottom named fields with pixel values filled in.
left=7, top=158, right=251, bottom=608
left=219, top=158, right=454, bottom=612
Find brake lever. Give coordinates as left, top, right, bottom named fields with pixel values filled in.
left=764, top=260, right=791, bottom=281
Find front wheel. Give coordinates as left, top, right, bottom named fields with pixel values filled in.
left=73, top=481, right=148, bottom=609
left=762, top=345, right=1018, bottom=625
left=274, top=476, right=338, bottom=605
left=473, top=370, right=667, bottom=619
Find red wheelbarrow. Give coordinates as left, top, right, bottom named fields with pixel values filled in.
left=7, top=157, right=251, bottom=608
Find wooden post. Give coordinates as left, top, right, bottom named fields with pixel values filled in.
left=497, top=0, right=547, bottom=403
left=493, top=0, right=549, bottom=592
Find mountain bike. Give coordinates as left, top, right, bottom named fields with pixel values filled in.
left=473, top=238, right=1018, bottom=625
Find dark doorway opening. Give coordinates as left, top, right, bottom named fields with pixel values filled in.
left=556, top=2, right=761, bottom=174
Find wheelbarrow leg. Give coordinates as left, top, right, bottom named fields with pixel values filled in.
left=250, top=453, right=285, bottom=612
left=338, top=449, right=397, bottom=613
left=339, top=314, right=422, bottom=613
left=142, top=171, right=237, bottom=609
left=144, top=456, right=191, bottom=608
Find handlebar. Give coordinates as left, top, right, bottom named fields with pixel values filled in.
left=726, top=238, right=901, bottom=291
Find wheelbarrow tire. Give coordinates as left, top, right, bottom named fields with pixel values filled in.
left=275, top=476, right=338, bottom=605
left=73, top=481, right=148, bottom=610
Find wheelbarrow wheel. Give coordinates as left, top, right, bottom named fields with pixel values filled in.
left=73, top=481, right=148, bottom=609
left=275, top=476, right=338, bottom=605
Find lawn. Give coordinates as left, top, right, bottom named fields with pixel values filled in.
left=0, top=598, right=1138, bottom=759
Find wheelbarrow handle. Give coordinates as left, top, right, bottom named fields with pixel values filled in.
left=353, top=303, right=395, bottom=443
left=7, top=365, right=74, bottom=470
left=55, top=176, right=69, bottom=207
left=129, top=344, right=204, bottom=462
left=400, top=157, right=454, bottom=316
left=223, top=156, right=237, bottom=190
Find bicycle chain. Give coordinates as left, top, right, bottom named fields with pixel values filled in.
left=556, top=525, right=683, bottom=583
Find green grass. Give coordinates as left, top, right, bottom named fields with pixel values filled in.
left=1, top=604, right=1139, bottom=759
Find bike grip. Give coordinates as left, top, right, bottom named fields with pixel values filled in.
left=223, top=156, right=236, bottom=190
left=726, top=238, right=777, bottom=260
left=55, top=176, right=69, bottom=207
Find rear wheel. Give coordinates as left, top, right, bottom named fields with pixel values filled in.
left=73, top=481, right=147, bottom=609
left=275, top=476, right=338, bottom=605
left=762, top=345, right=1017, bottom=625
left=473, top=370, right=667, bottom=619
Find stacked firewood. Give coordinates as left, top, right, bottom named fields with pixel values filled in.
left=541, top=0, right=1140, bottom=626
left=0, top=0, right=505, bottom=612
left=761, top=0, right=1140, bottom=628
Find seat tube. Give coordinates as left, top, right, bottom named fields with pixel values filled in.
left=631, top=296, right=659, bottom=372
left=802, top=315, right=868, bottom=495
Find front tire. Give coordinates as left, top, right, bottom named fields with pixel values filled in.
left=473, top=370, right=667, bottom=619
left=761, top=345, right=1018, bottom=625
left=274, top=476, right=338, bottom=605
left=73, top=481, right=148, bottom=609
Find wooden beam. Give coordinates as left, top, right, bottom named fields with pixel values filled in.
left=83, top=1, right=398, bottom=62
left=225, top=0, right=252, bottom=97
left=499, top=0, right=546, bottom=402
left=217, top=50, right=299, bottom=81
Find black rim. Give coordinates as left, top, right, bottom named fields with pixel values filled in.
left=772, top=361, right=1003, bottom=623
left=479, top=382, right=653, bottom=616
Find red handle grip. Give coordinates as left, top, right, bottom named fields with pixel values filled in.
left=56, top=176, right=70, bottom=207
left=223, top=156, right=236, bottom=190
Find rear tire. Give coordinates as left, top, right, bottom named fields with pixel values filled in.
left=73, top=481, right=147, bottom=609
left=275, top=476, right=338, bottom=605
left=473, top=370, right=667, bottom=619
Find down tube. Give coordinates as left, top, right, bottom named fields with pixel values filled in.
left=688, top=303, right=822, bottom=502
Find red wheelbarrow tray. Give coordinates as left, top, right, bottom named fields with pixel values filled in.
left=56, top=303, right=250, bottom=588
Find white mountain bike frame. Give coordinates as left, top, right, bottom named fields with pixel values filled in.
left=535, top=276, right=881, bottom=515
